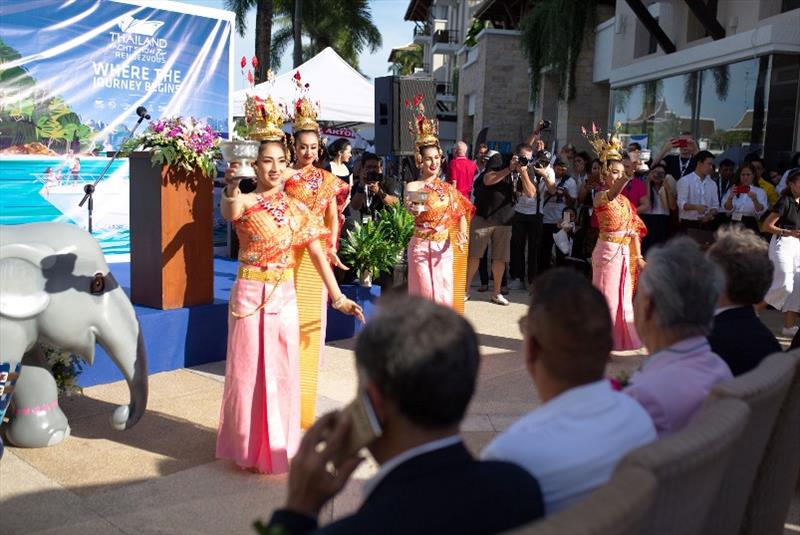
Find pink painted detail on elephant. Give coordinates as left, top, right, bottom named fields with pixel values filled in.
left=11, top=400, right=58, bottom=416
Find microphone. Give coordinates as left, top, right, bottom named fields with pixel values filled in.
left=136, top=106, right=151, bottom=120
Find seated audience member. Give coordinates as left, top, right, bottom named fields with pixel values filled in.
left=707, top=227, right=781, bottom=375
left=483, top=269, right=656, bottom=514
left=626, top=238, right=733, bottom=435
left=262, top=297, right=544, bottom=534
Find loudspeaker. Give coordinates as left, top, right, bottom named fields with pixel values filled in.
left=374, top=76, right=436, bottom=156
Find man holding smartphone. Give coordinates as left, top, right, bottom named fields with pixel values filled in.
left=652, top=131, right=699, bottom=180
left=261, top=297, right=544, bottom=534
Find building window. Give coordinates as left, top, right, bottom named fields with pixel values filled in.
left=609, top=57, right=780, bottom=164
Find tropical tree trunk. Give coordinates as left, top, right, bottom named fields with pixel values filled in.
left=254, top=0, right=273, bottom=81
left=293, top=0, right=302, bottom=68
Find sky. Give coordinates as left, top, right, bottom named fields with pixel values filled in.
left=174, top=0, right=416, bottom=89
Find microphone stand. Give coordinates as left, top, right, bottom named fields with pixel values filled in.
left=78, top=112, right=149, bottom=233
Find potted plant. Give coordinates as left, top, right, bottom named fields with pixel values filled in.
left=340, top=203, right=415, bottom=287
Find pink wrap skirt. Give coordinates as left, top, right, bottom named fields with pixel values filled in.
left=407, top=235, right=453, bottom=306
left=592, top=235, right=642, bottom=351
left=216, top=277, right=301, bottom=474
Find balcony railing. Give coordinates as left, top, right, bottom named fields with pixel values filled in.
left=433, top=29, right=459, bottom=45
left=414, top=23, right=432, bottom=37
left=435, top=82, right=455, bottom=96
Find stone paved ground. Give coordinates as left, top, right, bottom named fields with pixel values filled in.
left=1, top=291, right=798, bottom=534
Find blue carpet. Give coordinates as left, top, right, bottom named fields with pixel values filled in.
left=79, top=258, right=380, bottom=387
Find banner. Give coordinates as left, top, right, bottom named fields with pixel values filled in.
left=0, top=0, right=233, bottom=259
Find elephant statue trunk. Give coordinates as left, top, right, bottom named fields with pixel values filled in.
left=110, top=328, right=149, bottom=430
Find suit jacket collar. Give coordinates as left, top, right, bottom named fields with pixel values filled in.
left=715, top=305, right=756, bottom=320
left=366, top=442, right=472, bottom=502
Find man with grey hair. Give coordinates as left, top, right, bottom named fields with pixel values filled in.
left=707, top=226, right=781, bottom=376
left=446, top=140, right=477, bottom=199
left=625, top=237, right=732, bottom=435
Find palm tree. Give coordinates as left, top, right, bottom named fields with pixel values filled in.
left=388, top=46, right=422, bottom=76
left=271, top=0, right=381, bottom=73
left=225, top=0, right=273, bottom=81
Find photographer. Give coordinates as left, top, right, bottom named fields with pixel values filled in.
left=539, top=159, right=577, bottom=271
left=720, top=163, right=767, bottom=233
left=509, top=143, right=553, bottom=290
left=350, top=153, right=400, bottom=222
left=639, top=163, right=677, bottom=254
left=466, top=145, right=537, bottom=305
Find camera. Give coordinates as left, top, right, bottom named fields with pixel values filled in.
left=533, top=150, right=552, bottom=168
left=517, top=155, right=530, bottom=166
left=365, top=171, right=382, bottom=183
left=540, top=119, right=552, bottom=130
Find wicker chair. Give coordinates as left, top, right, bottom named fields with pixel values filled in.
left=504, top=465, right=657, bottom=535
left=740, top=349, right=800, bottom=535
left=616, top=397, right=750, bottom=535
left=700, top=352, right=796, bottom=535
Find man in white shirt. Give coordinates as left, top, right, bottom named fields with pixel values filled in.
left=509, top=156, right=553, bottom=290
left=482, top=269, right=656, bottom=514
left=677, top=150, right=720, bottom=233
left=539, top=160, right=577, bottom=272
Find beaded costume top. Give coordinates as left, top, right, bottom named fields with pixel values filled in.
left=594, top=190, right=647, bottom=239
left=284, top=166, right=348, bottom=220
left=234, top=191, right=329, bottom=268
left=413, top=178, right=474, bottom=232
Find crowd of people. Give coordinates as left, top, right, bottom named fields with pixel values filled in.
left=444, top=128, right=800, bottom=341
left=215, top=79, right=798, bottom=531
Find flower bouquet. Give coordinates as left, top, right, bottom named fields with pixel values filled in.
left=121, top=116, right=221, bottom=178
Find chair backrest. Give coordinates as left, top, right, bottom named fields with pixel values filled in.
left=616, top=397, right=749, bottom=535
left=740, top=349, right=800, bottom=535
left=504, top=465, right=657, bottom=535
left=701, top=352, right=796, bottom=535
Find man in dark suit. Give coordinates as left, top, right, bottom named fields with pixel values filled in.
left=259, top=296, right=544, bottom=534
left=707, top=226, right=782, bottom=375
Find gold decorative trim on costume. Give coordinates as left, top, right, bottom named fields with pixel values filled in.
left=599, top=233, right=632, bottom=245
left=451, top=217, right=470, bottom=315
left=294, top=240, right=326, bottom=429
left=237, top=266, right=293, bottom=284
left=413, top=229, right=449, bottom=242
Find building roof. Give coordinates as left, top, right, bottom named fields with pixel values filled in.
left=388, top=43, right=421, bottom=63
left=404, top=0, right=433, bottom=21
left=474, top=0, right=526, bottom=28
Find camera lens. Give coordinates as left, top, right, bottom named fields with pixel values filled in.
left=518, top=156, right=529, bottom=166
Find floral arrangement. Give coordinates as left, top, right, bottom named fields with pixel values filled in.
left=121, top=116, right=221, bottom=178
left=41, top=343, right=84, bottom=396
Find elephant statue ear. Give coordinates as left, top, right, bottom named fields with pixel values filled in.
left=0, top=243, right=57, bottom=319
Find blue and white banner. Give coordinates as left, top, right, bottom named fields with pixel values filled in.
left=0, top=0, right=233, bottom=259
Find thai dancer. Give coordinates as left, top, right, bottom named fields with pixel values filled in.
left=216, top=94, right=362, bottom=474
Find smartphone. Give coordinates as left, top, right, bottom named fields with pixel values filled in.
left=333, top=391, right=383, bottom=466
left=672, top=139, right=689, bottom=148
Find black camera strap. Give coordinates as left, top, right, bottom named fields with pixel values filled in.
left=543, top=175, right=570, bottom=207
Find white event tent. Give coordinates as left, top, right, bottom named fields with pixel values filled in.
left=232, top=47, right=374, bottom=125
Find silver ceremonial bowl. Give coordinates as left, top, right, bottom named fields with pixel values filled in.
left=406, top=190, right=429, bottom=213
left=220, top=140, right=261, bottom=178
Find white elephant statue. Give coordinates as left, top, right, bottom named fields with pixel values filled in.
left=0, top=222, right=148, bottom=454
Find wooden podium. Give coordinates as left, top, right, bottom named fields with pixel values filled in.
left=129, top=152, right=214, bottom=310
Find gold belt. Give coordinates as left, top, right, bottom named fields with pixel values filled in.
left=414, top=229, right=449, bottom=242
left=237, top=266, right=293, bottom=284
left=599, top=233, right=631, bottom=245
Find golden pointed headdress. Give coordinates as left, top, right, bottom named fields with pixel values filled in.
left=291, top=71, right=320, bottom=132
left=245, top=94, right=287, bottom=142
left=242, top=68, right=287, bottom=142
left=582, top=122, right=624, bottom=166
left=407, top=94, right=439, bottom=148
